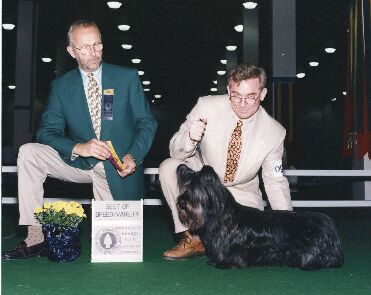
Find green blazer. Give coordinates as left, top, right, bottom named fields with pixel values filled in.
left=36, top=62, right=157, bottom=200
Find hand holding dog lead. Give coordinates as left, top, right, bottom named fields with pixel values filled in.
left=189, top=119, right=207, bottom=142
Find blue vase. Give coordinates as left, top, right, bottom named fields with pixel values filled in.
left=42, top=223, right=81, bottom=262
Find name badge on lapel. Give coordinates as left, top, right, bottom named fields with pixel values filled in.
left=103, top=89, right=114, bottom=120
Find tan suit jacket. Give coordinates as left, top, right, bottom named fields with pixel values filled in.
left=169, top=94, right=292, bottom=211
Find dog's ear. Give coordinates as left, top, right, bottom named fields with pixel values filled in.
left=200, top=165, right=219, bottom=179
left=176, top=164, right=195, bottom=182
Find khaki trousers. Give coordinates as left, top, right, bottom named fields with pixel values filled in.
left=159, top=157, right=203, bottom=233
left=18, top=143, right=113, bottom=225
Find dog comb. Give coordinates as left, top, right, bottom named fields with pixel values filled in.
left=107, top=141, right=124, bottom=172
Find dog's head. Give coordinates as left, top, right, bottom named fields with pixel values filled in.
left=176, top=164, right=228, bottom=231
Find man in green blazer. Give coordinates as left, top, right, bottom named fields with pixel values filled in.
left=3, top=20, right=157, bottom=259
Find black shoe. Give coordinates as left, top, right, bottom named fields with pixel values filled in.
left=2, top=241, right=46, bottom=260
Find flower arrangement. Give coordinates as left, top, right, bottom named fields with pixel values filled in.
left=34, top=201, right=87, bottom=227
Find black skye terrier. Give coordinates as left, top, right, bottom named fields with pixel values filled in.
left=176, top=164, right=344, bottom=270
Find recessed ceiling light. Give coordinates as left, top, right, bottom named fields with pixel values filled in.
left=220, top=59, right=227, bottom=65
left=342, top=91, right=347, bottom=95
left=217, top=71, right=226, bottom=76
left=138, top=71, right=144, bottom=76
left=107, top=1, right=122, bottom=9
left=213, top=80, right=218, bottom=85
left=243, top=2, right=258, bottom=9
left=121, top=44, right=132, bottom=49
left=131, top=58, right=141, bottom=64
left=234, top=25, right=243, bottom=32
left=309, top=61, right=319, bottom=67
left=296, top=73, right=305, bottom=79
left=142, top=81, right=151, bottom=85
left=226, top=45, right=237, bottom=51
left=42, top=57, right=52, bottom=63
left=325, top=47, right=336, bottom=53
left=2, top=24, right=15, bottom=30
left=143, top=88, right=150, bottom=92
left=118, top=25, right=130, bottom=31
left=154, top=94, right=161, bottom=98
left=331, top=97, right=337, bottom=102
left=210, top=88, right=218, bottom=92
left=8, top=85, right=16, bottom=89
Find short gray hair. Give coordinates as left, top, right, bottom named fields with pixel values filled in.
left=67, top=20, right=101, bottom=45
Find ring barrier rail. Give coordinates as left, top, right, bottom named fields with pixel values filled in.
left=2, top=166, right=371, bottom=207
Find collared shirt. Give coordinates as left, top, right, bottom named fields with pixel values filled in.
left=72, top=64, right=103, bottom=161
left=79, top=64, right=103, bottom=97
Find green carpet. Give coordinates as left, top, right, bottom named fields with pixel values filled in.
left=2, top=206, right=371, bottom=295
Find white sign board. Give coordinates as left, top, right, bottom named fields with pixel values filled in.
left=91, top=200, right=143, bottom=263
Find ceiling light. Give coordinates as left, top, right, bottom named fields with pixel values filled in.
left=107, top=1, right=122, bottom=9
left=8, top=85, right=16, bottom=89
left=220, top=59, right=227, bottom=64
left=331, top=97, right=337, bottom=102
left=131, top=58, right=141, bottom=64
left=243, top=2, right=258, bottom=9
left=210, top=88, right=218, bottom=92
left=121, top=44, right=132, bottom=49
left=226, top=45, right=237, bottom=51
left=296, top=73, right=305, bottom=79
left=143, top=88, right=150, bottom=92
left=154, top=95, right=161, bottom=98
left=325, top=47, right=336, bottom=53
left=213, top=80, right=218, bottom=85
left=342, top=91, right=347, bottom=95
left=234, top=25, right=243, bottom=32
left=142, top=81, right=151, bottom=85
left=151, top=100, right=155, bottom=103
left=42, top=57, right=52, bottom=63
left=309, top=61, right=319, bottom=67
left=217, top=71, right=226, bottom=76
left=2, top=24, right=15, bottom=30
left=138, top=71, right=144, bottom=76
left=118, top=25, right=130, bottom=31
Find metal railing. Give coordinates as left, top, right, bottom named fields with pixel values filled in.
left=3, top=166, right=371, bottom=207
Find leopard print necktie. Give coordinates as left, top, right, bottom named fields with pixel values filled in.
left=224, top=120, right=243, bottom=183
left=87, top=73, right=101, bottom=139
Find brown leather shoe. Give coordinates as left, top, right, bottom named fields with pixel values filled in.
left=163, top=231, right=205, bottom=260
left=2, top=241, right=46, bottom=260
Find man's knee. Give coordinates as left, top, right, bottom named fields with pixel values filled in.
left=159, top=158, right=184, bottom=182
left=18, top=143, right=39, bottom=162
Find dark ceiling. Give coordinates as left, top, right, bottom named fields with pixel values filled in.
left=3, top=0, right=348, bottom=105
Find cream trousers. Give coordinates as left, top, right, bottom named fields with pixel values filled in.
left=18, top=143, right=113, bottom=225
left=159, top=157, right=203, bottom=233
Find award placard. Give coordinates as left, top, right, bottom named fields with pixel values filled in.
left=91, top=200, right=143, bottom=263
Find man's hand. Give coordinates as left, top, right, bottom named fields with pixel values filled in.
left=73, top=139, right=111, bottom=160
left=189, top=119, right=207, bottom=142
left=117, top=154, right=136, bottom=178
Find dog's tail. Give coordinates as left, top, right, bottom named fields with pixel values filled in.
left=299, top=213, right=344, bottom=270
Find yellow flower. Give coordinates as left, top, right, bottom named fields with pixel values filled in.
left=34, top=207, right=43, bottom=214
left=43, top=202, right=52, bottom=209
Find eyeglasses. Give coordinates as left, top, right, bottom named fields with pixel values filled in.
left=229, top=92, right=261, bottom=105
left=72, top=43, right=103, bottom=55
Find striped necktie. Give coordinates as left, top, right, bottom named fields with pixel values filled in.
left=224, top=120, right=243, bottom=183
left=87, top=73, right=101, bottom=139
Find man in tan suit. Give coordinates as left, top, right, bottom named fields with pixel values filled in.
left=159, top=64, right=292, bottom=260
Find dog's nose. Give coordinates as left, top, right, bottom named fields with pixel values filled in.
left=177, top=197, right=186, bottom=209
